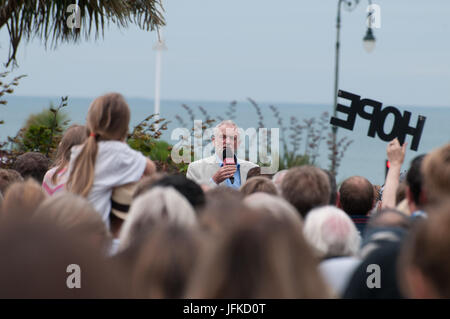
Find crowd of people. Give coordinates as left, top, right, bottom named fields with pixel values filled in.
left=0, top=92, right=449, bottom=299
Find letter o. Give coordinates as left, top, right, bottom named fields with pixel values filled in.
left=376, top=106, right=402, bottom=141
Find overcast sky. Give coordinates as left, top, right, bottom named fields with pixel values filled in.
left=1, top=0, right=449, bottom=107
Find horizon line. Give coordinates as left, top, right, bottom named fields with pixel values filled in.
left=5, top=94, right=450, bottom=109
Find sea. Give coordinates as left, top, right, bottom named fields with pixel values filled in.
left=1, top=96, right=449, bottom=186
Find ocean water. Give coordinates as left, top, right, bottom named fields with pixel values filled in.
left=1, top=96, right=449, bottom=185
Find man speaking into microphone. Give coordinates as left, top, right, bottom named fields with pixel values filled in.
left=186, top=120, right=259, bottom=189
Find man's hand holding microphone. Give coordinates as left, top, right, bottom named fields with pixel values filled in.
left=212, top=148, right=237, bottom=185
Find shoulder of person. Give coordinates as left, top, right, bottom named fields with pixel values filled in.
left=43, top=166, right=58, bottom=181
left=188, top=155, right=217, bottom=168
left=237, top=158, right=259, bottom=168
left=98, top=141, right=143, bottom=157
left=98, top=140, right=131, bottom=151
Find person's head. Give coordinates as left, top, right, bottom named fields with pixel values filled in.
left=150, top=174, right=205, bottom=210
left=186, top=210, right=330, bottom=298
left=33, top=193, right=111, bottom=253
left=131, top=224, right=201, bottom=298
left=200, top=187, right=245, bottom=235
left=281, top=165, right=331, bottom=218
left=0, top=218, right=127, bottom=298
left=212, top=120, right=240, bottom=156
left=405, top=154, right=426, bottom=212
left=359, top=208, right=411, bottom=258
left=118, top=186, right=197, bottom=253
left=323, top=170, right=338, bottom=206
left=0, top=168, right=23, bottom=194
left=240, top=176, right=278, bottom=197
left=400, top=200, right=450, bottom=298
left=243, top=192, right=303, bottom=229
left=338, top=176, right=374, bottom=216
left=422, top=143, right=450, bottom=204
left=67, top=93, right=131, bottom=197
left=13, top=152, right=50, bottom=183
left=132, top=172, right=166, bottom=199
left=303, top=206, right=361, bottom=260
left=343, top=240, right=404, bottom=299
left=205, top=185, right=244, bottom=204
left=51, top=124, right=87, bottom=184
left=1, top=179, right=46, bottom=217
left=272, top=169, right=288, bottom=190
left=246, top=166, right=261, bottom=180
left=367, top=208, right=411, bottom=231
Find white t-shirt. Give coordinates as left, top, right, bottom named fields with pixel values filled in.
left=69, top=141, right=147, bottom=223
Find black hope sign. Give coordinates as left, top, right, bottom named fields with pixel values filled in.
left=330, top=90, right=426, bottom=151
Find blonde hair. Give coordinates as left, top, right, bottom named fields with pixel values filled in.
left=51, top=124, right=87, bottom=184
left=243, top=192, right=303, bottom=229
left=67, top=93, right=130, bottom=197
left=1, top=179, right=46, bottom=217
left=33, top=193, right=111, bottom=251
left=187, top=210, right=330, bottom=298
left=131, top=224, right=201, bottom=298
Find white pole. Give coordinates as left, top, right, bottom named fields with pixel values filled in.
left=154, top=47, right=162, bottom=120
left=153, top=30, right=167, bottom=130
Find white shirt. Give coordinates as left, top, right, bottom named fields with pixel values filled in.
left=42, top=166, right=69, bottom=196
left=69, top=141, right=147, bottom=224
left=319, top=256, right=361, bottom=297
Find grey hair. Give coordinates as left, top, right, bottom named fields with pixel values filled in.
left=118, top=186, right=197, bottom=251
left=243, top=192, right=303, bottom=229
left=213, top=120, right=239, bottom=139
left=303, top=205, right=361, bottom=259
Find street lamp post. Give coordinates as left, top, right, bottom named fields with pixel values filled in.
left=331, top=0, right=375, bottom=175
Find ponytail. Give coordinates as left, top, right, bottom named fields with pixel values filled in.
left=67, top=134, right=98, bottom=197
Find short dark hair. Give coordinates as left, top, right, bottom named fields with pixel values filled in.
left=281, top=166, right=330, bottom=218
left=13, top=152, right=50, bottom=183
left=151, top=174, right=205, bottom=210
left=406, top=154, right=425, bottom=205
left=240, top=176, right=278, bottom=196
left=246, top=167, right=261, bottom=180
left=339, top=176, right=374, bottom=216
left=0, top=169, right=23, bottom=194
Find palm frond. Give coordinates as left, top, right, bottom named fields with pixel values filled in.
left=0, top=0, right=166, bottom=67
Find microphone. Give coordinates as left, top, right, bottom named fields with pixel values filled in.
left=223, top=148, right=235, bottom=184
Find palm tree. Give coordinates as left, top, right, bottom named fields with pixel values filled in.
left=0, top=0, right=165, bottom=66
